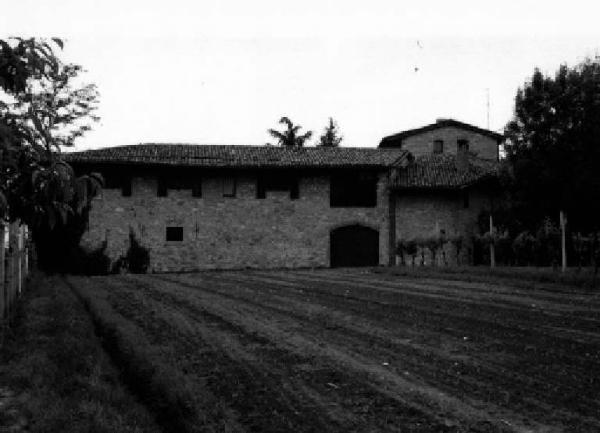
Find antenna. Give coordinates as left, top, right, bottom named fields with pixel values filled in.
left=486, top=88, right=490, bottom=129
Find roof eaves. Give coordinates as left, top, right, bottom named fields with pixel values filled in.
left=380, top=119, right=504, bottom=147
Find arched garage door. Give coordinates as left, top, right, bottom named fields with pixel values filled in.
left=330, top=225, right=379, bottom=267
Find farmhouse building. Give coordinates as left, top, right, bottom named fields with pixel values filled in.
left=381, top=118, right=503, bottom=264
left=66, top=119, right=502, bottom=271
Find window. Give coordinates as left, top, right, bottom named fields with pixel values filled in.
left=166, top=226, right=183, bottom=241
left=160, top=175, right=202, bottom=197
left=157, top=177, right=167, bottom=197
left=104, top=174, right=121, bottom=189
left=463, top=190, right=470, bottom=208
left=290, top=181, right=299, bottom=200
left=433, top=140, right=444, bottom=154
left=457, top=139, right=469, bottom=153
left=330, top=171, right=377, bottom=207
left=122, top=177, right=132, bottom=197
left=222, top=177, right=236, bottom=198
left=256, top=173, right=299, bottom=200
left=191, top=179, right=202, bottom=198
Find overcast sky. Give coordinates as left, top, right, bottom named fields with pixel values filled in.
left=3, top=0, right=600, bottom=150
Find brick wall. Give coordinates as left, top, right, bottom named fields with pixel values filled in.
left=394, top=188, right=491, bottom=265
left=401, top=126, right=499, bottom=160
left=81, top=172, right=390, bottom=271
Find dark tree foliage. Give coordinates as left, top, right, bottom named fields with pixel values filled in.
left=317, top=117, right=343, bottom=147
left=504, top=59, right=600, bottom=233
left=267, top=116, right=312, bottom=147
left=126, top=229, right=150, bottom=274
left=0, top=37, right=102, bottom=271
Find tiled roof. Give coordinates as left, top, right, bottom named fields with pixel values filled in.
left=64, top=144, right=409, bottom=169
left=391, top=154, right=501, bottom=189
left=380, top=118, right=504, bottom=147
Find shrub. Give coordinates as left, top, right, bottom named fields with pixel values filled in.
left=395, top=240, right=406, bottom=265
left=65, top=241, right=111, bottom=275
left=125, top=229, right=150, bottom=274
left=423, top=236, right=440, bottom=266
left=449, top=234, right=464, bottom=265
left=512, top=231, right=536, bottom=266
left=534, top=218, right=560, bottom=266
left=404, top=239, right=418, bottom=267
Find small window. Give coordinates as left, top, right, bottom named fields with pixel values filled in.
left=122, top=177, right=132, bottom=197
left=223, top=177, right=236, bottom=198
left=104, top=173, right=122, bottom=189
left=433, top=140, right=444, bottom=154
left=457, top=139, right=469, bottom=153
left=166, top=226, right=183, bottom=241
left=192, top=178, right=202, bottom=198
left=463, top=190, right=470, bottom=208
left=290, top=180, right=299, bottom=200
left=157, top=177, right=168, bottom=197
left=257, top=173, right=299, bottom=199
left=256, top=177, right=266, bottom=199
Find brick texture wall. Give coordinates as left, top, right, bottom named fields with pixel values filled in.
left=394, top=189, right=491, bottom=265
left=401, top=126, right=499, bottom=160
left=81, top=172, right=390, bottom=272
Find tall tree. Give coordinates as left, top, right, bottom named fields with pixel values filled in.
left=267, top=116, right=312, bottom=147
left=317, top=117, right=343, bottom=147
left=504, top=58, right=600, bottom=233
left=0, top=37, right=103, bottom=270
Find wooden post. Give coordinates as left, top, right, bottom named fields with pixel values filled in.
left=0, top=223, right=5, bottom=321
left=560, top=210, right=567, bottom=273
left=6, top=225, right=13, bottom=319
left=388, top=190, right=397, bottom=266
left=23, top=226, right=29, bottom=279
left=489, top=214, right=496, bottom=268
left=16, top=225, right=22, bottom=295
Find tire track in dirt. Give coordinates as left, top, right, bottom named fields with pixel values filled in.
left=250, top=270, right=600, bottom=355
left=110, top=274, right=456, bottom=432
left=368, top=269, right=600, bottom=297
left=288, top=270, right=600, bottom=326
left=161, top=272, right=600, bottom=431
left=368, top=271, right=600, bottom=307
left=134, top=273, right=570, bottom=433
left=129, top=275, right=476, bottom=433
left=231, top=277, right=598, bottom=414
left=96, top=276, right=341, bottom=433
left=291, top=269, right=600, bottom=319
left=232, top=271, right=600, bottom=366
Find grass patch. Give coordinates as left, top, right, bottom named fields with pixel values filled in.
left=377, top=265, right=600, bottom=289
left=0, top=274, right=161, bottom=433
left=65, top=276, right=224, bottom=433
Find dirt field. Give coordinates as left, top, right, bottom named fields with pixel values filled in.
left=67, top=269, right=600, bottom=433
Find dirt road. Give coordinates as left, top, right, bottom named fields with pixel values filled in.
left=67, top=269, right=600, bottom=432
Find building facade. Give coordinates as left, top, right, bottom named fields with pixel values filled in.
left=67, top=119, right=502, bottom=271
left=381, top=118, right=502, bottom=265
left=68, top=145, right=408, bottom=271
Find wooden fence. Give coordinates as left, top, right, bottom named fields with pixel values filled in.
left=1, top=222, right=29, bottom=323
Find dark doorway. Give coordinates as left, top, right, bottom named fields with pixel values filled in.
left=330, top=225, right=379, bottom=267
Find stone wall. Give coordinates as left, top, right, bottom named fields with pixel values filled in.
left=81, top=171, right=390, bottom=271
left=401, top=126, right=499, bottom=160
left=394, top=188, right=491, bottom=265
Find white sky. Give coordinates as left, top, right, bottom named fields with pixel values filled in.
left=3, top=0, right=600, bottom=150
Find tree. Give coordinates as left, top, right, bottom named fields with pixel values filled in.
left=267, top=116, right=312, bottom=147
left=504, top=58, right=600, bottom=234
left=317, top=117, right=343, bottom=147
left=0, top=37, right=102, bottom=271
